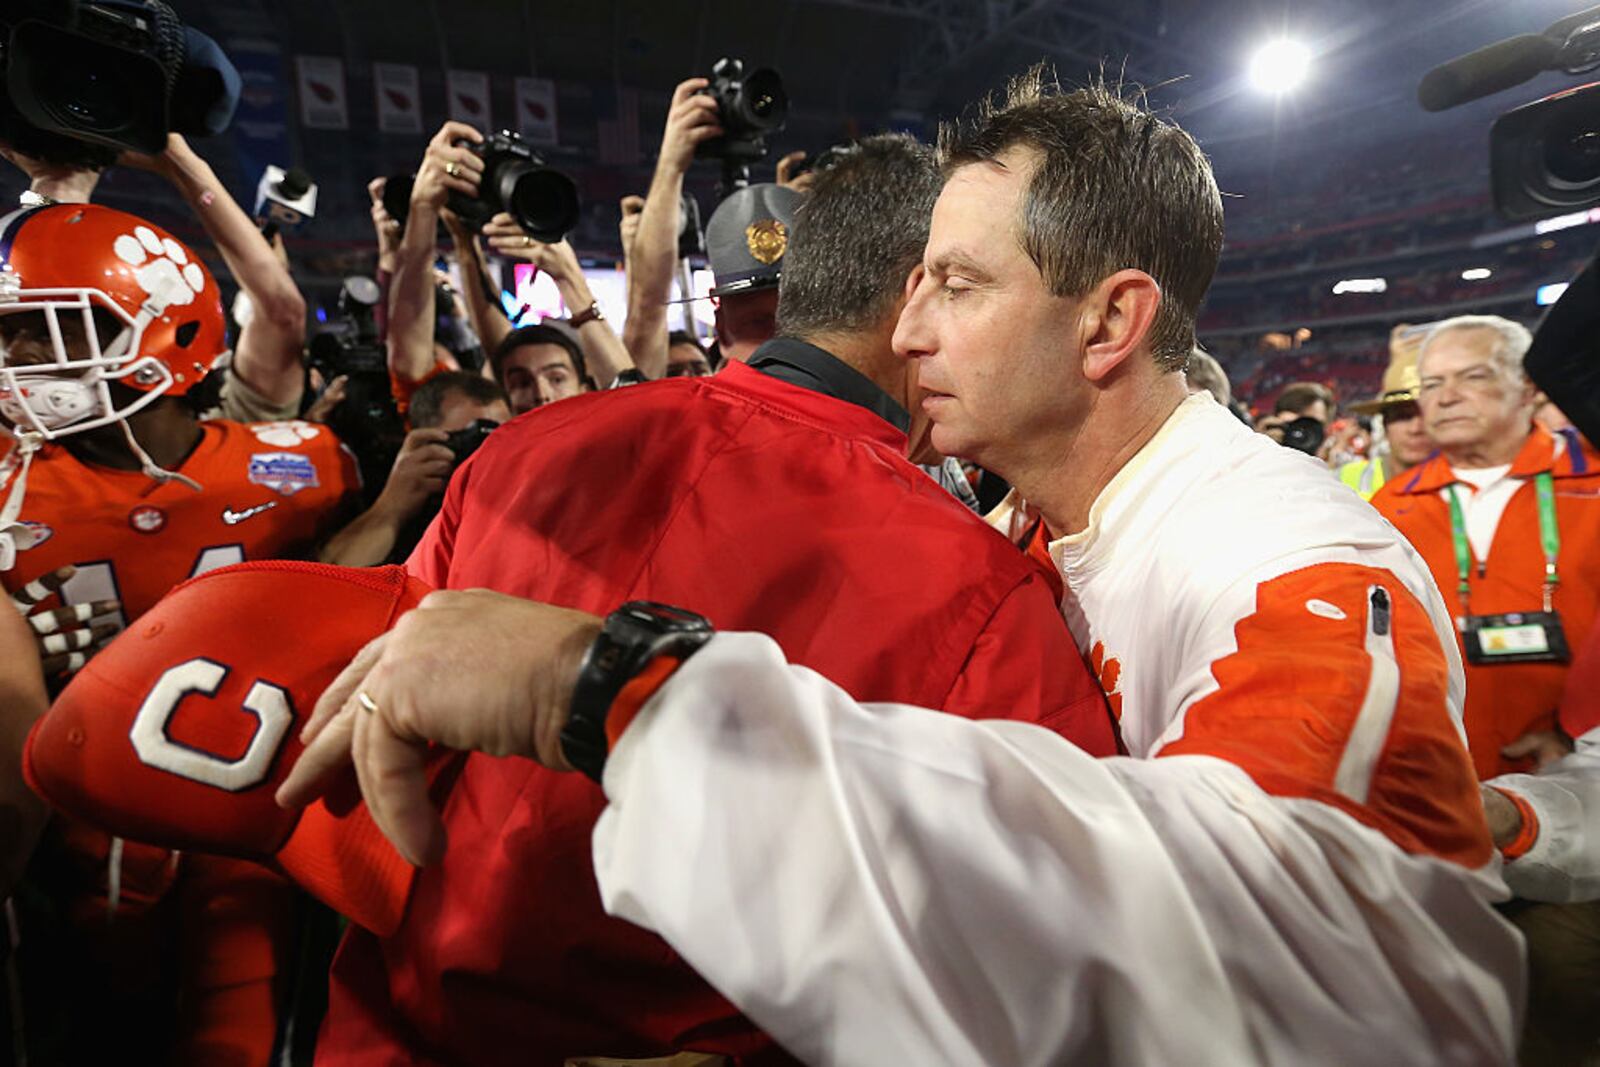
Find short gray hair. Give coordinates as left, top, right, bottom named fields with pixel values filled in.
left=1419, top=315, right=1533, bottom=381
left=1183, top=347, right=1230, bottom=405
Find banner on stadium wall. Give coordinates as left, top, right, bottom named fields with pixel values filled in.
left=296, top=56, right=348, bottom=130
left=373, top=63, right=422, bottom=133
left=225, top=37, right=294, bottom=189
left=447, top=70, right=492, bottom=130
left=514, top=77, right=558, bottom=146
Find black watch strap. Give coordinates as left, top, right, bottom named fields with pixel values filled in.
left=562, top=601, right=714, bottom=782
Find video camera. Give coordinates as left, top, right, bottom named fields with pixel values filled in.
left=1421, top=4, right=1600, bottom=221
left=306, top=275, right=405, bottom=502
left=0, top=0, right=239, bottom=156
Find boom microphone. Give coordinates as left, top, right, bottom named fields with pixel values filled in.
left=1418, top=34, right=1560, bottom=112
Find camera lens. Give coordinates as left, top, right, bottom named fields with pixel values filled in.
left=507, top=167, right=581, bottom=244
left=39, top=67, right=131, bottom=134
left=738, top=69, right=788, bottom=131
left=1543, top=113, right=1600, bottom=190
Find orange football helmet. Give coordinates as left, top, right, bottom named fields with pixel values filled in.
left=0, top=203, right=225, bottom=439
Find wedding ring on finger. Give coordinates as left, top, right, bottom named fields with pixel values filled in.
left=524, top=235, right=534, bottom=247
left=445, top=161, right=460, bottom=178
left=356, top=690, right=380, bottom=715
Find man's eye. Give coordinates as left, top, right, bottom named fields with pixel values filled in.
left=941, top=284, right=970, bottom=300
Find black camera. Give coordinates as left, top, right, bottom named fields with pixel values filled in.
left=306, top=276, right=406, bottom=503
left=1278, top=416, right=1327, bottom=456
left=1, top=0, right=239, bottom=155
left=443, top=418, right=498, bottom=467
left=448, top=129, right=579, bottom=242
left=697, top=58, right=788, bottom=164
left=1491, top=84, right=1600, bottom=221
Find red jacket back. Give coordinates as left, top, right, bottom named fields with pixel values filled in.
left=319, top=361, right=1112, bottom=1064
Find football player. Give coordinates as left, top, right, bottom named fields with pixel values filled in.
left=0, top=203, right=359, bottom=1065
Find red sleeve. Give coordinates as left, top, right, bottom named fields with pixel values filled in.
left=1560, top=622, right=1600, bottom=739
left=173, top=855, right=297, bottom=1066
left=941, top=572, right=1118, bottom=757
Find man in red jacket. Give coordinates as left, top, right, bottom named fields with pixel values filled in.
left=310, top=133, right=1112, bottom=1064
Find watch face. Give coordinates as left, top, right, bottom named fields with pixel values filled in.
left=619, top=601, right=713, bottom=632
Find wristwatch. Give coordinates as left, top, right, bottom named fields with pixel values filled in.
left=561, top=601, right=715, bottom=782
left=567, top=301, right=605, bottom=329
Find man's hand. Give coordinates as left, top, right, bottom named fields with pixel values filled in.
left=619, top=195, right=646, bottom=259
left=305, top=374, right=349, bottom=424
left=412, top=122, right=485, bottom=214
left=275, top=590, right=603, bottom=866
left=1482, top=785, right=1525, bottom=850
left=368, top=176, right=403, bottom=272
left=657, top=78, right=722, bottom=176
left=482, top=220, right=594, bottom=305
left=10, top=566, right=120, bottom=678
left=776, top=150, right=816, bottom=193
left=1503, top=729, right=1574, bottom=771
left=374, top=429, right=455, bottom=523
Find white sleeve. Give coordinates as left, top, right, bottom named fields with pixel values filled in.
left=591, top=633, right=1521, bottom=1067
left=1487, top=724, right=1600, bottom=903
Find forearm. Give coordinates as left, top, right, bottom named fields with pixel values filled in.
left=556, top=278, right=634, bottom=387
left=1486, top=725, right=1600, bottom=903
left=387, top=205, right=442, bottom=383
left=162, top=141, right=307, bottom=403
left=0, top=619, right=52, bottom=896
left=318, top=501, right=407, bottom=568
left=450, top=229, right=511, bottom=354
left=625, top=169, right=685, bottom=379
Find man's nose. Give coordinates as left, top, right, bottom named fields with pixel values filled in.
left=891, top=267, right=933, bottom=363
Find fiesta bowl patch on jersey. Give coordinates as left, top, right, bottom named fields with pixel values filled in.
left=248, top=452, right=320, bottom=496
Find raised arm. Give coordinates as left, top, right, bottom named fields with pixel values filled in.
left=389, top=123, right=484, bottom=386
left=445, top=214, right=512, bottom=356
left=624, top=78, right=722, bottom=379
left=139, top=135, right=308, bottom=408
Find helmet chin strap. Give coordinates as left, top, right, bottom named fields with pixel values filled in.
left=116, top=418, right=202, bottom=493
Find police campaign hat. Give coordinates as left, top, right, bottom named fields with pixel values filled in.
left=704, top=183, right=802, bottom=298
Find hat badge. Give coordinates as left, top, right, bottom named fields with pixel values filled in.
left=745, top=218, right=788, bottom=265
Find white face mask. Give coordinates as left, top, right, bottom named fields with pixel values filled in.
left=0, top=373, right=100, bottom=432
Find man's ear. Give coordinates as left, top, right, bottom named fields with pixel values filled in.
left=1082, top=269, right=1162, bottom=383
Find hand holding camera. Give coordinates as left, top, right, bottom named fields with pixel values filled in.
left=659, top=77, right=724, bottom=176
left=412, top=122, right=486, bottom=214
left=483, top=215, right=594, bottom=306
left=374, top=428, right=456, bottom=524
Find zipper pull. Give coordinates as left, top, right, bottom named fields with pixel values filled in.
left=1370, top=586, right=1391, bottom=637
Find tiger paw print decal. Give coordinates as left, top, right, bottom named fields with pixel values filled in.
left=1089, top=640, right=1123, bottom=722
left=113, top=225, right=207, bottom=314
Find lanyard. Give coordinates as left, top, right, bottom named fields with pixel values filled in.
left=1445, top=471, right=1560, bottom=614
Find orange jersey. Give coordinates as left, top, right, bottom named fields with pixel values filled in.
left=2, top=417, right=357, bottom=1066
left=3, top=418, right=359, bottom=625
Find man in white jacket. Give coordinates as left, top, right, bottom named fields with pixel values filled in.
left=282, top=69, right=1525, bottom=1065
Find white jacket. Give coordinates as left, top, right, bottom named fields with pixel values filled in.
left=591, top=393, right=1525, bottom=1066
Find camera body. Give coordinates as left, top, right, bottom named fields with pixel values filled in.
left=443, top=418, right=498, bottom=467
left=1, top=1, right=238, bottom=154
left=695, top=58, right=788, bottom=164
left=306, top=276, right=405, bottom=503
left=447, top=129, right=580, bottom=243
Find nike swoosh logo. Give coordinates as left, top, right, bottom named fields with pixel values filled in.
left=222, top=501, right=278, bottom=525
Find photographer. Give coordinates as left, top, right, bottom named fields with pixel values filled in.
left=319, top=373, right=509, bottom=568
left=0, top=129, right=309, bottom=420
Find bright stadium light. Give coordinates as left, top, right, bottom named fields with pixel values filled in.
left=1461, top=267, right=1493, bottom=281
left=1249, top=39, right=1312, bottom=94
left=1332, top=277, right=1387, bottom=295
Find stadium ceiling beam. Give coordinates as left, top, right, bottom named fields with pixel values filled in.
left=797, top=0, right=1177, bottom=108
